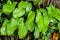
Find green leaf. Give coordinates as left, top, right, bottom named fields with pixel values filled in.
left=34, top=26, right=40, bottom=38
left=33, top=0, right=38, bottom=5
left=47, top=4, right=60, bottom=20
left=51, top=26, right=56, bottom=29
left=25, top=11, right=35, bottom=32
left=18, top=1, right=32, bottom=13
left=42, top=36, right=48, bottom=40
left=7, top=0, right=12, bottom=4
left=26, top=22, right=35, bottom=32
left=7, top=18, right=18, bottom=35
left=18, top=1, right=26, bottom=10
left=1, top=19, right=9, bottom=35
left=33, top=0, right=43, bottom=5
left=25, top=2, right=32, bottom=13
left=36, top=9, right=50, bottom=34
left=58, top=23, right=60, bottom=32
left=2, top=0, right=17, bottom=15
left=13, top=8, right=25, bottom=18
left=18, top=18, right=28, bottom=38
left=36, top=9, right=43, bottom=32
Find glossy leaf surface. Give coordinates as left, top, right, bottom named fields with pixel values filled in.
left=18, top=1, right=32, bottom=13
left=36, top=9, right=51, bottom=35
left=1, top=19, right=9, bottom=35
left=6, top=18, right=18, bottom=35
left=2, top=0, right=17, bottom=15
left=13, top=8, right=25, bottom=18
left=18, top=18, right=28, bottom=38
left=25, top=11, right=35, bottom=32
left=47, top=4, right=60, bottom=20
left=34, top=26, right=40, bottom=38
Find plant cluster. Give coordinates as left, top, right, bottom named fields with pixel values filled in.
left=0, top=0, right=60, bottom=40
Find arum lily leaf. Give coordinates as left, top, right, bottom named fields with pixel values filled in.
left=7, top=18, right=18, bottom=35
left=2, top=0, right=17, bottom=15
left=18, top=1, right=32, bottom=13
left=34, top=26, right=40, bottom=38
left=36, top=9, right=50, bottom=35
left=36, top=9, right=43, bottom=32
left=18, top=18, right=28, bottom=38
left=25, top=2, right=32, bottom=13
left=13, top=8, right=25, bottom=18
left=18, top=1, right=26, bottom=10
left=25, top=11, right=35, bottom=32
left=47, top=4, right=60, bottom=20
left=1, top=19, right=9, bottom=35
